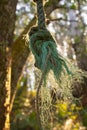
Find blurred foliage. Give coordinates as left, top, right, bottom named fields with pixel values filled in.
left=11, top=76, right=38, bottom=130
left=11, top=112, right=39, bottom=130
left=11, top=80, right=87, bottom=130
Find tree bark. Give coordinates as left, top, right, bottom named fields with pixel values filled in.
left=72, top=37, right=87, bottom=106
left=0, top=0, right=18, bottom=129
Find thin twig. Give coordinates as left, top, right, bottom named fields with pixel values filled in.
left=49, top=18, right=78, bottom=22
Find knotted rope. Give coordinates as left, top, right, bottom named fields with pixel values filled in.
left=29, top=0, right=71, bottom=129
left=29, top=0, right=71, bottom=78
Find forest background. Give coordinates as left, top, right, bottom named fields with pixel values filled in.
left=0, top=0, right=87, bottom=130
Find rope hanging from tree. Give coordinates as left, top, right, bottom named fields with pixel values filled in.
left=29, top=0, right=72, bottom=129
left=29, top=0, right=71, bottom=79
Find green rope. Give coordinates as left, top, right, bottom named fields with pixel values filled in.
left=29, top=28, right=71, bottom=79
left=29, top=0, right=72, bottom=129
left=29, top=0, right=71, bottom=78
left=34, top=0, right=46, bottom=28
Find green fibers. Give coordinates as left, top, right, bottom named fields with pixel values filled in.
left=29, top=28, right=71, bottom=80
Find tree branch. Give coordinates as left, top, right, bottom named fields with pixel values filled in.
left=49, top=18, right=78, bottom=22
left=11, top=17, right=36, bottom=110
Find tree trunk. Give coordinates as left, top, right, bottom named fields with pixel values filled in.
left=73, top=38, right=87, bottom=106
left=0, top=0, right=18, bottom=129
